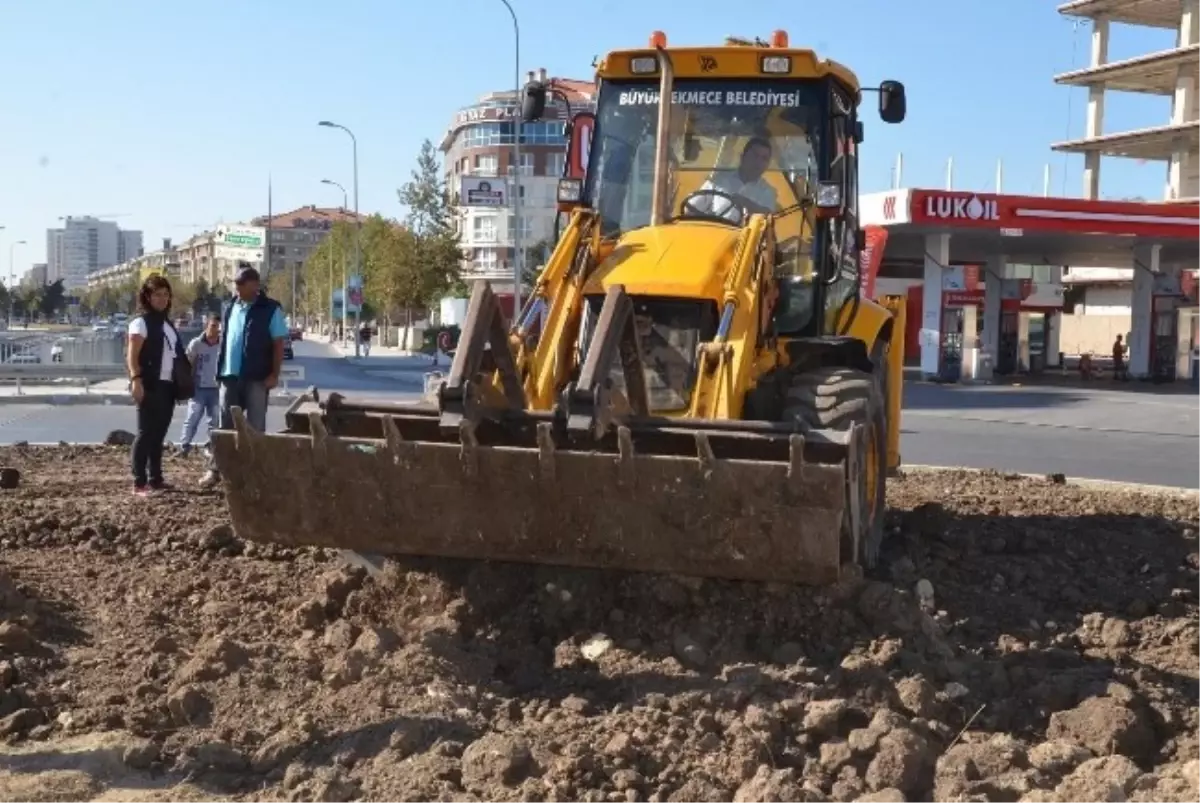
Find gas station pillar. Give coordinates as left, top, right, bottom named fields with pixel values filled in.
left=920, top=234, right=951, bottom=378
left=1046, top=311, right=1062, bottom=369
left=980, top=255, right=1004, bottom=379
left=1128, top=244, right=1160, bottom=379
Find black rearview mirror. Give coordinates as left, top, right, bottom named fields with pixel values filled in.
left=522, top=81, right=547, bottom=123
left=879, top=80, right=906, bottom=124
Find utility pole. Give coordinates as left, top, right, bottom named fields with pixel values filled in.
left=497, top=0, right=523, bottom=316
left=321, top=179, right=348, bottom=341
left=318, top=120, right=361, bottom=357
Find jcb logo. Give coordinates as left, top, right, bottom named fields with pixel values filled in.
left=698, top=55, right=718, bottom=72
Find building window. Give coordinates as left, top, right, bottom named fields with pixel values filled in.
left=545, top=153, right=565, bottom=178
left=474, top=154, right=498, bottom=175
left=519, top=153, right=534, bottom=176
left=471, top=250, right=499, bottom=275
left=472, top=217, right=497, bottom=243
left=506, top=217, right=535, bottom=241
left=459, top=120, right=568, bottom=150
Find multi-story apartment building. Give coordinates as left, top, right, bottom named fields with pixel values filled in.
left=118, top=230, right=144, bottom=264
left=1053, top=0, right=1198, bottom=201
left=252, top=205, right=362, bottom=286
left=21, top=264, right=48, bottom=289
left=87, top=237, right=185, bottom=290
left=88, top=205, right=360, bottom=294
left=1052, top=0, right=1200, bottom=312
left=46, top=216, right=145, bottom=291
left=439, top=70, right=596, bottom=305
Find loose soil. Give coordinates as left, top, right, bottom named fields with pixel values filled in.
left=0, top=445, right=1195, bottom=802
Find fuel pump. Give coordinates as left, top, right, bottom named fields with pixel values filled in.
left=939, top=305, right=964, bottom=381
left=1151, top=297, right=1178, bottom=382
left=997, top=310, right=1019, bottom=375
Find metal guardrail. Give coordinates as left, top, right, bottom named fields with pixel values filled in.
left=0, top=363, right=307, bottom=396
left=0, top=364, right=127, bottom=379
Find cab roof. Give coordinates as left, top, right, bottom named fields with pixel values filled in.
left=596, top=36, right=861, bottom=100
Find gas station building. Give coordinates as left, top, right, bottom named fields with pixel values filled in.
left=860, top=188, right=1200, bottom=382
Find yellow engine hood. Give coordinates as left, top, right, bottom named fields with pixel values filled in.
left=585, top=223, right=742, bottom=301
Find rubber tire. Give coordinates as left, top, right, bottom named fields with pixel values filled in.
left=780, top=357, right=889, bottom=568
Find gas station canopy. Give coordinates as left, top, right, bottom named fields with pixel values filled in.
left=861, top=189, right=1199, bottom=268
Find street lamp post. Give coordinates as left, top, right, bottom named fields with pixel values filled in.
left=8, top=240, right=26, bottom=327
left=497, top=0, right=523, bottom=315
left=319, top=121, right=361, bottom=357
left=320, top=178, right=349, bottom=343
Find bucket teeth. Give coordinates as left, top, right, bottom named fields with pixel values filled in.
left=694, top=431, right=717, bottom=479
left=536, top=422, right=556, bottom=482
left=459, top=420, right=480, bottom=479
left=788, top=434, right=807, bottom=490
left=616, top=425, right=636, bottom=487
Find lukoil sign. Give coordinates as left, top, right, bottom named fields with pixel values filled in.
left=925, top=195, right=1000, bottom=222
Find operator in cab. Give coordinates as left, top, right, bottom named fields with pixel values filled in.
left=690, top=137, right=780, bottom=223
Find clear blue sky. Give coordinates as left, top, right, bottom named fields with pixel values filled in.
left=0, top=0, right=1179, bottom=275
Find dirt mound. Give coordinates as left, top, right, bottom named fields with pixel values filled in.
left=0, top=445, right=1195, bottom=802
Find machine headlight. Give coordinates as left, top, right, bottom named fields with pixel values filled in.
left=557, top=178, right=584, bottom=204
left=761, top=56, right=791, bottom=74
left=630, top=56, right=658, bottom=74
left=815, top=181, right=842, bottom=209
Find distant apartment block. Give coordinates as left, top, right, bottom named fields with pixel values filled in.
left=47, top=216, right=145, bottom=291
left=21, top=263, right=48, bottom=289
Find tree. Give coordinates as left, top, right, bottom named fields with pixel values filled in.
left=116, top=276, right=139, bottom=315
left=302, top=221, right=356, bottom=323
left=362, top=216, right=425, bottom=327
left=268, top=268, right=303, bottom=317
left=192, top=279, right=222, bottom=316
left=171, top=280, right=198, bottom=317
left=38, top=279, right=66, bottom=319
left=397, top=139, right=463, bottom=305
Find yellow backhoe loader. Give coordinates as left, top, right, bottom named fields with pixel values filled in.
left=211, top=30, right=909, bottom=585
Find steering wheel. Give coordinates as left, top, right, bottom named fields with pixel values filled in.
left=679, top=188, right=748, bottom=226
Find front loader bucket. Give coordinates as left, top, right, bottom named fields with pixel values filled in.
left=210, top=395, right=856, bottom=585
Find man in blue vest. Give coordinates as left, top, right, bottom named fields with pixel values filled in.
left=200, top=263, right=289, bottom=489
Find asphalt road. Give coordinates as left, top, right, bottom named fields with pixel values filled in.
left=0, top=341, right=1195, bottom=489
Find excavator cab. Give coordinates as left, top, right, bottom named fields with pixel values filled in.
left=211, top=31, right=909, bottom=586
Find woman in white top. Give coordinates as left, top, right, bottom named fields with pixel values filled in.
left=125, top=275, right=182, bottom=495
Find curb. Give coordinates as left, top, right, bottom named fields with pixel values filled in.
left=0, top=393, right=299, bottom=408
left=900, top=464, right=1199, bottom=499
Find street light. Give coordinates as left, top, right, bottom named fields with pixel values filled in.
left=321, top=178, right=349, bottom=343
left=8, top=240, right=26, bottom=327
left=496, top=0, right=524, bottom=315
left=318, top=120, right=362, bottom=357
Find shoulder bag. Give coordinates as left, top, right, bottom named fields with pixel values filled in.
left=170, top=327, right=195, bottom=402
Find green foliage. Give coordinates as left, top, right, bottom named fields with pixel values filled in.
left=39, top=279, right=66, bottom=318
left=301, top=221, right=356, bottom=318
left=398, top=139, right=463, bottom=305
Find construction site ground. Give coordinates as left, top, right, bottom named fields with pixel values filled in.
left=0, top=445, right=1195, bottom=802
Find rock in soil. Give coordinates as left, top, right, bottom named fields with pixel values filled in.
left=0, top=447, right=1196, bottom=802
